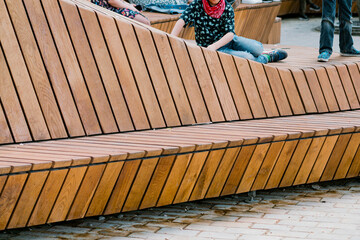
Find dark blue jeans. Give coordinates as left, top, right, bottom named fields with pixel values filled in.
left=319, top=0, right=354, bottom=54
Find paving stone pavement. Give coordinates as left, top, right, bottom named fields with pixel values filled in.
left=0, top=178, right=359, bottom=240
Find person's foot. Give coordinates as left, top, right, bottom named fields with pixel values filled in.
left=266, top=49, right=288, bottom=62
left=318, top=51, right=331, bottom=62
left=340, top=48, right=360, bottom=57
left=309, top=3, right=320, bottom=11
left=299, top=14, right=309, bottom=21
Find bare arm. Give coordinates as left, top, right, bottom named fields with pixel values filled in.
left=171, top=19, right=185, bottom=37
left=108, top=0, right=138, bottom=12
left=207, top=32, right=234, bottom=51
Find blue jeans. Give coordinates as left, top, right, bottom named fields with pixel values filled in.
left=218, top=35, right=268, bottom=64
left=319, top=0, right=354, bottom=54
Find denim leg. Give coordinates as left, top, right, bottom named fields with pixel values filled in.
left=338, top=0, right=354, bottom=52
left=319, top=0, right=336, bottom=54
left=218, top=45, right=268, bottom=64
left=229, top=35, right=264, bottom=57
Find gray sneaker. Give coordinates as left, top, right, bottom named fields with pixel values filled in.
left=340, top=48, right=360, bottom=57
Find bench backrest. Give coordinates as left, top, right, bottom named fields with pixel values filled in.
left=1, top=0, right=360, bottom=145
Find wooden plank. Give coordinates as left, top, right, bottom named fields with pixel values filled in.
left=206, top=146, right=241, bottom=198
left=7, top=171, right=48, bottom=229
left=249, top=61, right=279, bottom=117
left=347, top=63, right=360, bottom=101
left=320, top=131, right=353, bottom=182
left=221, top=144, right=257, bottom=196
left=0, top=173, right=28, bottom=230
left=189, top=148, right=227, bottom=201
left=104, top=159, right=142, bottom=215
left=203, top=50, right=239, bottom=121
left=264, top=66, right=292, bottom=116
left=237, top=143, right=271, bottom=193
left=234, top=58, right=266, bottom=118
left=122, top=157, right=159, bottom=212
left=151, top=31, right=195, bottom=125
left=96, top=13, right=146, bottom=131
left=134, top=28, right=181, bottom=127
left=252, top=141, right=286, bottom=191
left=265, top=138, right=300, bottom=189
left=314, top=67, right=339, bottom=112
left=303, top=69, right=328, bottom=113
left=59, top=1, right=118, bottom=133
left=334, top=132, right=360, bottom=179
left=0, top=45, right=31, bottom=143
left=336, top=65, right=360, bottom=109
left=23, top=0, right=85, bottom=137
left=28, top=169, right=68, bottom=226
left=0, top=176, right=7, bottom=195
left=0, top=100, right=13, bottom=144
left=0, top=0, right=50, bottom=141
left=186, top=43, right=225, bottom=122
left=172, top=146, right=211, bottom=204
left=157, top=153, right=193, bottom=206
left=86, top=161, right=125, bottom=217
left=6, top=0, right=68, bottom=139
left=291, top=69, right=317, bottom=113
left=294, top=135, right=333, bottom=185
left=346, top=145, right=360, bottom=178
left=41, top=0, right=101, bottom=135
left=218, top=52, right=253, bottom=120
left=115, top=19, right=165, bottom=128
left=140, top=153, right=178, bottom=208
left=279, top=138, right=313, bottom=187
left=67, top=164, right=107, bottom=220
left=168, top=36, right=210, bottom=123
left=326, top=66, right=350, bottom=111
left=47, top=166, right=88, bottom=223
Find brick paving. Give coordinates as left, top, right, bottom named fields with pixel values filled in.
left=0, top=178, right=359, bottom=240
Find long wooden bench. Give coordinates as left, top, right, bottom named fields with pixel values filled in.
left=144, top=1, right=281, bottom=43
left=0, top=0, right=360, bottom=230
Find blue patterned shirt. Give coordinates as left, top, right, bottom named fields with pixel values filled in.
left=180, top=0, right=235, bottom=47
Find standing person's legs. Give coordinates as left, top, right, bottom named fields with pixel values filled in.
left=319, top=0, right=336, bottom=54
left=299, top=0, right=306, bottom=16
left=338, top=0, right=354, bottom=53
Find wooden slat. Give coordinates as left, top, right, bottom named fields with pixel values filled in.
left=203, top=50, right=239, bottom=121
left=6, top=0, right=68, bottom=139
left=264, top=65, right=293, bottom=116
left=115, top=19, right=165, bottom=128
left=303, top=68, right=328, bottom=113
left=96, top=13, right=146, bottom=131
left=157, top=153, right=193, bottom=206
left=0, top=101, right=13, bottom=144
left=336, top=65, right=360, bottom=109
left=249, top=61, right=279, bottom=117
left=168, top=36, right=210, bottom=123
left=278, top=69, right=305, bottom=115
left=7, top=171, right=48, bottom=229
left=0, top=174, right=28, bottom=230
left=151, top=31, right=196, bottom=125
left=0, top=0, right=50, bottom=141
left=218, top=52, right=253, bottom=120
left=135, top=28, right=182, bottom=126
left=41, top=0, right=101, bottom=135
left=59, top=1, right=119, bottom=133
left=23, top=0, right=85, bottom=137
left=314, top=67, right=339, bottom=112
left=86, top=161, right=125, bottom=217
left=235, top=59, right=268, bottom=119
left=291, top=69, right=317, bottom=113
left=186, top=43, right=225, bottom=122
left=347, top=63, right=360, bottom=101
left=334, top=132, right=360, bottom=179
left=346, top=145, right=360, bottom=178
left=326, top=66, right=350, bottom=111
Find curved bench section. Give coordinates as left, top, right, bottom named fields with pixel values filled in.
left=0, top=0, right=360, bottom=230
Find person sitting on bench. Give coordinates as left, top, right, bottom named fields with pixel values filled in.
left=171, top=0, right=287, bottom=64
left=91, top=0, right=150, bottom=25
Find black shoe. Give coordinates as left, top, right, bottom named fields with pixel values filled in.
left=299, top=14, right=309, bottom=21
left=309, top=3, right=320, bottom=11
left=267, top=49, right=288, bottom=62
